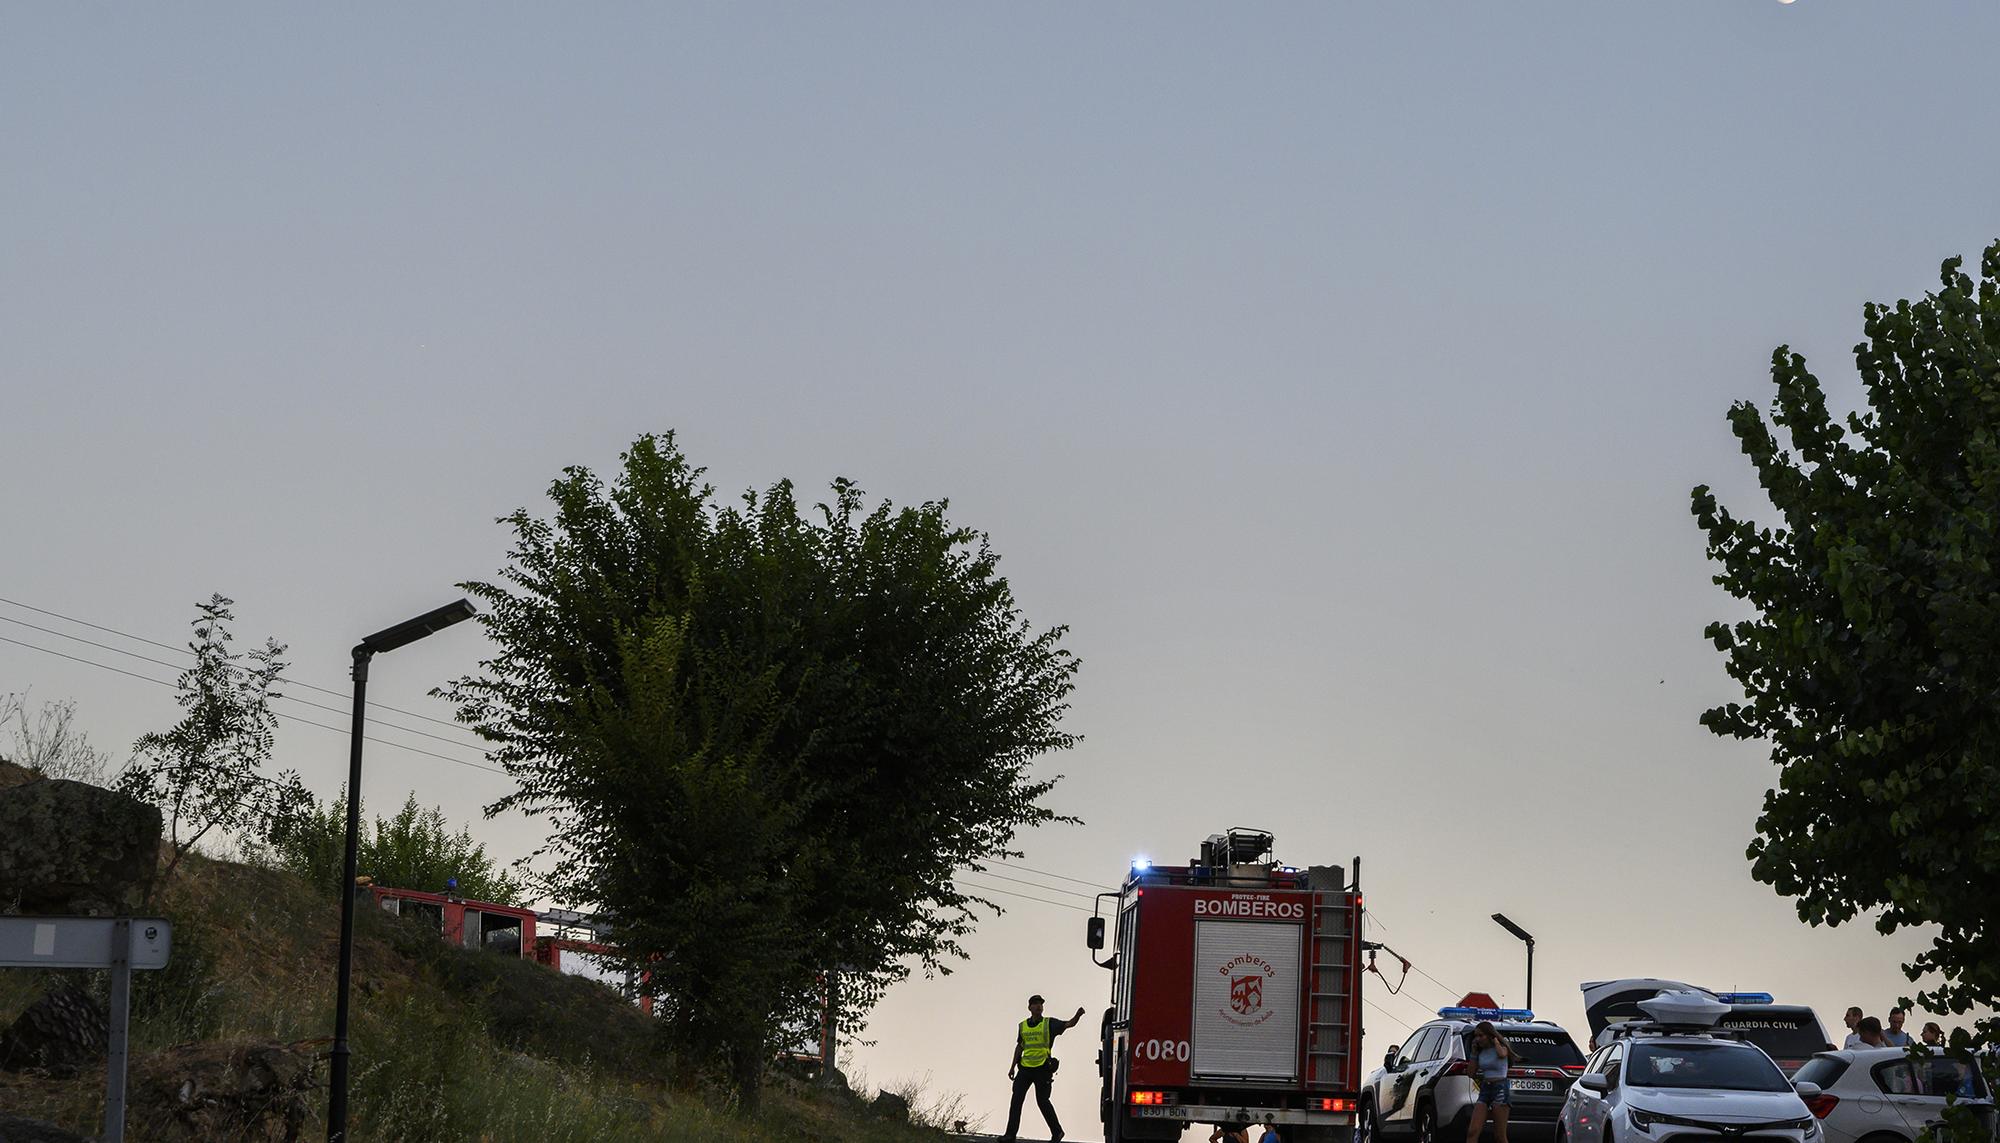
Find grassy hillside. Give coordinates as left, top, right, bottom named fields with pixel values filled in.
left=0, top=854, right=959, bottom=1141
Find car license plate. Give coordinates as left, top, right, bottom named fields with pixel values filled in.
left=1134, top=1106, right=1185, bottom=1119
left=1512, top=1079, right=1554, bottom=1093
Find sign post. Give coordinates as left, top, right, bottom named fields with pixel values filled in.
left=0, top=916, right=172, bottom=1143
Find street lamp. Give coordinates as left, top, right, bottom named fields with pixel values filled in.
left=328, top=599, right=477, bottom=1143
left=1491, top=913, right=1535, bottom=1011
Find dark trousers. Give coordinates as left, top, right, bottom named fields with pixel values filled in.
left=1002, top=1063, right=1063, bottom=1140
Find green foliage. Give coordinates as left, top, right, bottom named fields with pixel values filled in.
left=1692, top=242, right=2000, bottom=1062
left=128, top=906, right=225, bottom=1044
left=443, top=432, right=1080, bottom=1103
left=118, top=595, right=310, bottom=881
left=262, top=790, right=522, bottom=904
left=348, top=990, right=656, bottom=1143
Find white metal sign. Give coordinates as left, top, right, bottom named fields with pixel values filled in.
left=0, top=916, right=171, bottom=1143
left=1191, top=918, right=1303, bottom=1081
left=0, top=916, right=172, bottom=969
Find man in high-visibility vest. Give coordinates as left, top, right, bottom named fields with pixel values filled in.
left=1002, top=993, right=1085, bottom=1142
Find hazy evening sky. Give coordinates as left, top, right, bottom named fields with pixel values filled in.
left=5, top=2, right=1996, bottom=1132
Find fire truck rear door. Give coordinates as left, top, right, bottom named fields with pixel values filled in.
left=1191, top=919, right=1303, bottom=1081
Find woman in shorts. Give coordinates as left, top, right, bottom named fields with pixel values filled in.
left=1466, top=1021, right=1513, bottom=1143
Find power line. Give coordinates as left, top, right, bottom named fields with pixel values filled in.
left=0, top=594, right=482, bottom=737
left=1364, top=996, right=1417, bottom=1036
left=1364, top=906, right=1462, bottom=1002
left=986, top=856, right=1119, bottom=892
left=0, top=632, right=510, bottom=778
left=957, top=877, right=1092, bottom=914
left=0, top=613, right=493, bottom=758
left=961, top=867, right=1100, bottom=902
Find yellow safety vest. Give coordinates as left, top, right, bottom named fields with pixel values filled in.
left=1019, top=1018, right=1053, bottom=1068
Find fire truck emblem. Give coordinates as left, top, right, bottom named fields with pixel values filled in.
left=1231, top=974, right=1263, bottom=1015
left=1218, top=952, right=1277, bottom=1026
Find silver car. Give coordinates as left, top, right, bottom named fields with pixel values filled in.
left=1792, top=1047, right=1995, bottom=1143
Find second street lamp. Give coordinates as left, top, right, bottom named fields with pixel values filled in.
left=327, top=598, right=477, bottom=1143
left=1491, top=912, right=1535, bottom=1011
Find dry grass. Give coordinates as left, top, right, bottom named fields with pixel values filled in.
left=0, top=853, right=958, bottom=1141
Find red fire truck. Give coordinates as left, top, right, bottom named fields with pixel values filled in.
left=1085, top=829, right=1365, bottom=1142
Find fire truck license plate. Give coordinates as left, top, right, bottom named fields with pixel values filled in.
left=1135, top=1107, right=1185, bottom=1119
left=1511, top=1079, right=1554, bottom=1093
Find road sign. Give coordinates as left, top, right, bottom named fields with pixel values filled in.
left=0, top=916, right=171, bottom=1143
left=0, top=916, right=171, bottom=969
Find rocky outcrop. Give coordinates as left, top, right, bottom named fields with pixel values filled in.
left=870, top=1088, right=911, bottom=1123
left=0, top=770, right=161, bottom=915
left=130, top=1040, right=319, bottom=1142
left=0, top=983, right=106, bottom=1077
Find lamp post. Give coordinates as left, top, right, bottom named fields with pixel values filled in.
left=328, top=599, right=477, bottom=1143
left=1491, top=913, right=1535, bottom=1011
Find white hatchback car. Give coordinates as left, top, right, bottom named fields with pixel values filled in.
left=1792, top=1047, right=1995, bottom=1143
left=1560, top=1033, right=1822, bottom=1143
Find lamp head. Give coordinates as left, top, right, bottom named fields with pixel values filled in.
left=358, top=599, right=478, bottom=656
left=1491, top=913, right=1534, bottom=943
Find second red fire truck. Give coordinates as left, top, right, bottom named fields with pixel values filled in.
left=1086, top=828, right=1366, bottom=1142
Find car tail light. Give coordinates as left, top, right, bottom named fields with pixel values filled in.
left=1805, top=1094, right=1839, bottom=1120
left=1130, top=1091, right=1170, bottom=1106
left=1442, top=1060, right=1474, bottom=1077
left=1562, top=1065, right=1587, bottom=1075
left=1314, top=1098, right=1357, bottom=1112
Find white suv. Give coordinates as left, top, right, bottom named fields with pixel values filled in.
left=1559, top=996, right=1823, bottom=1143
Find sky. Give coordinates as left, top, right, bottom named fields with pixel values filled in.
left=3, top=2, right=1997, bottom=1134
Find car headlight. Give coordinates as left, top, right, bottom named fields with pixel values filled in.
left=1628, top=1108, right=1659, bottom=1133
left=1787, top=1117, right=1817, bottom=1136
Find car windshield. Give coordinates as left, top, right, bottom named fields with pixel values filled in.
left=1628, top=1043, right=1790, bottom=1092
left=1494, top=1030, right=1586, bottom=1067
left=1717, top=1011, right=1830, bottom=1060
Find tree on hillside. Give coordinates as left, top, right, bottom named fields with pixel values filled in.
left=442, top=433, right=1079, bottom=1103
left=119, top=595, right=310, bottom=882
left=258, top=790, right=523, bottom=904
left=1692, top=241, right=2000, bottom=1057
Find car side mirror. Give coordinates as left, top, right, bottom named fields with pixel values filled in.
left=1793, top=1081, right=1822, bottom=1099
left=1385, top=1047, right=1401, bottom=1071
left=1578, top=1075, right=1609, bottom=1094
left=1086, top=917, right=1105, bottom=951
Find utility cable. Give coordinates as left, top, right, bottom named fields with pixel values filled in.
left=959, top=868, right=1100, bottom=901
left=1364, top=996, right=1418, bottom=1036
left=0, top=633, right=510, bottom=778
left=0, top=594, right=483, bottom=737
left=0, top=613, right=492, bottom=758
left=957, top=877, right=1092, bottom=914
left=985, top=856, right=1119, bottom=892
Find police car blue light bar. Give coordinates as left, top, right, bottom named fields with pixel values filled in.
left=1712, top=992, right=1775, bottom=1005
left=1438, top=1006, right=1535, bottom=1021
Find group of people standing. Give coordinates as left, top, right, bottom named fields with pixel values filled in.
left=1840, top=1005, right=1947, bottom=1049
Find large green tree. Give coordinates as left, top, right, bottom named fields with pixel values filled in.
left=442, top=433, right=1079, bottom=1101
left=1693, top=242, right=2000, bottom=1057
